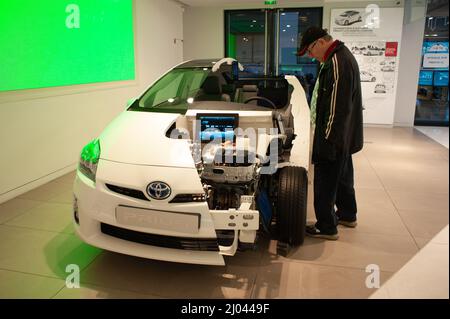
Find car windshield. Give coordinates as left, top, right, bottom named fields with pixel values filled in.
left=129, top=67, right=210, bottom=114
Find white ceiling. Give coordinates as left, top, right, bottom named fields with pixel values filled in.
left=178, top=0, right=397, bottom=7
left=178, top=0, right=323, bottom=7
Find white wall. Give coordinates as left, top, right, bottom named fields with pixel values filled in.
left=394, top=0, right=427, bottom=126
left=0, top=0, right=184, bottom=204
left=183, top=7, right=224, bottom=60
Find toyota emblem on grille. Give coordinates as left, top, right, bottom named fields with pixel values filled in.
left=146, top=181, right=171, bottom=200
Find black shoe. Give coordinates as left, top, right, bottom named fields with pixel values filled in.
left=336, top=213, right=357, bottom=228
left=305, top=225, right=339, bottom=240
left=338, top=219, right=358, bottom=228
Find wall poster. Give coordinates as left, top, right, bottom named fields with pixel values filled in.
left=330, top=7, right=404, bottom=125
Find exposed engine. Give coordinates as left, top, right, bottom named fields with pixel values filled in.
left=193, top=142, right=260, bottom=210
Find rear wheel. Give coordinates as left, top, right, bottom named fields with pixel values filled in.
left=276, top=166, right=308, bottom=246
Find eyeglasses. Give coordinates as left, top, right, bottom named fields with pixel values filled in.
left=306, top=40, right=318, bottom=55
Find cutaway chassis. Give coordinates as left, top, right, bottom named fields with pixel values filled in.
left=187, top=75, right=311, bottom=259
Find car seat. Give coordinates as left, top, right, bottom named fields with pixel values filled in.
left=235, top=84, right=258, bottom=104
left=196, top=76, right=231, bottom=102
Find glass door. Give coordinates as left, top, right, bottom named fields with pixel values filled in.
left=225, top=7, right=323, bottom=100
left=225, top=10, right=267, bottom=76
left=414, top=2, right=449, bottom=126
left=277, top=8, right=323, bottom=102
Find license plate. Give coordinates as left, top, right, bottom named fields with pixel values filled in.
left=116, top=205, right=200, bottom=234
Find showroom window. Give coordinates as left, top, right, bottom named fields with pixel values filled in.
left=415, top=0, right=449, bottom=126
left=224, top=8, right=323, bottom=102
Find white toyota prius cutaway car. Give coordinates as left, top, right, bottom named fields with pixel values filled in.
left=73, top=58, right=311, bottom=265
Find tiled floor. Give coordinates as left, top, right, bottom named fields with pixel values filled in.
left=415, top=126, right=449, bottom=148
left=0, top=127, right=448, bottom=299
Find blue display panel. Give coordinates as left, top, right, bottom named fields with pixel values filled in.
left=422, top=41, right=449, bottom=54
left=419, top=70, right=434, bottom=86
left=197, top=114, right=239, bottom=142
left=434, top=71, right=449, bottom=87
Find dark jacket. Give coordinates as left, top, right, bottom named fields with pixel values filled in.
left=312, top=40, right=364, bottom=163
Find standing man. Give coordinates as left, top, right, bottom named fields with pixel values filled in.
left=297, top=27, right=364, bottom=240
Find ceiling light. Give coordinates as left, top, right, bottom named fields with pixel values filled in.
left=287, top=24, right=291, bottom=27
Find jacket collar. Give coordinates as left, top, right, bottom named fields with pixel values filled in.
left=323, top=40, right=343, bottom=61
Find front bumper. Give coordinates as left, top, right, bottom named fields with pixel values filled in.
left=73, top=159, right=259, bottom=265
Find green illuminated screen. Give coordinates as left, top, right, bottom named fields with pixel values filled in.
left=0, top=0, right=135, bottom=92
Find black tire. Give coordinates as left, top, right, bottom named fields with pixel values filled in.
left=276, top=166, right=308, bottom=246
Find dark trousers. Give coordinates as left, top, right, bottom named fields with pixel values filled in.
left=313, top=154, right=357, bottom=233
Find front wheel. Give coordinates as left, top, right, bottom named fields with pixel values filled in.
left=276, top=166, right=308, bottom=246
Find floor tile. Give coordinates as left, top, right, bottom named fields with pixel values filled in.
left=388, top=190, right=449, bottom=214
left=0, top=269, right=65, bottom=299
left=415, top=126, right=449, bottom=149
left=370, top=242, right=449, bottom=299
left=364, top=148, right=449, bottom=195
left=265, top=231, right=418, bottom=273
left=48, top=190, right=74, bottom=204
left=398, top=210, right=449, bottom=239
left=80, top=251, right=257, bottom=298
left=252, top=261, right=393, bottom=299
left=413, top=226, right=449, bottom=249
left=18, top=181, right=70, bottom=202
left=5, top=203, right=74, bottom=234
left=53, top=171, right=77, bottom=185
left=430, top=225, right=449, bottom=245
left=413, top=237, right=431, bottom=249
left=0, top=225, right=101, bottom=278
left=354, top=167, right=385, bottom=190
left=340, top=188, right=410, bottom=236
left=53, top=283, right=160, bottom=299
left=0, top=198, right=43, bottom=224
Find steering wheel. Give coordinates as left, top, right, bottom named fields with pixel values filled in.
left=243, top=96, right=276, bottom=109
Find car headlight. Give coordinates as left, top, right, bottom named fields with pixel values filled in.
left=79, top=139, right=100, bottom=182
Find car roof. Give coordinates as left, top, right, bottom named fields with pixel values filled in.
left=342, top=10, right=358, bottom=14
left=175, top=59, right=221, bottom=69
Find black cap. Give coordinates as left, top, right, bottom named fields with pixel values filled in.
left=297, top=26, right=328, bottom=56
